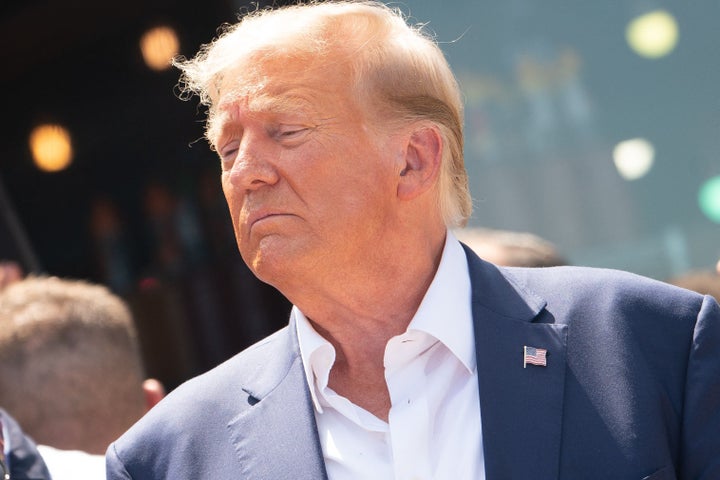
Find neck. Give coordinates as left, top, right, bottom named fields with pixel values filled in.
left=297, top=228, right=446, bottom=342
left=294, top=226, right=447, bottom=420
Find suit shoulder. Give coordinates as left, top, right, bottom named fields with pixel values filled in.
left=507, top=264, right=697, bottom=295
left=175, top=325, right=293, bottom=398
left=506, top=265, right=705, bottom=318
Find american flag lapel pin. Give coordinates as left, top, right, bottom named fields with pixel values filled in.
left=524, top=345, right=547, bottom=368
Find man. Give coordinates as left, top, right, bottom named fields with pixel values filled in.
left=0, top=276, right=165, bottom=479
left=107, top=2, right=720, bottom=479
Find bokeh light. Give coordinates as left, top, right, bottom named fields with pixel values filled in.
left=29, top=124, right=73, bottom=172
left=698, top=176, right=720, bottom=223
left=626, top=10, right=679, bottom=59
left=612, top=138, right=655, bottom=181
left=140, top=26, right=180, bottom=71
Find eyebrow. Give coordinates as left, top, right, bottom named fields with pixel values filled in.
left=250, top=92, right=314, bottom=116
left=210, top=91, right=316, bottom=146
left=216, top=86, right=316, bottom=116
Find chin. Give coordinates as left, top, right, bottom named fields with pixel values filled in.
left=242, top=232, right=317, bottom=285
left=242, top=242, right=293, bottom=287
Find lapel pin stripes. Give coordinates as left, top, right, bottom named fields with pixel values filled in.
left=524, top=346, right=548, bottom=368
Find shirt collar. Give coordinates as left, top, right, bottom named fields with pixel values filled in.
left=294, top=230, right=475, bottom=413
left=406, top=230, right=475, bottom=373
left=294, top=307, right=333, bottom=413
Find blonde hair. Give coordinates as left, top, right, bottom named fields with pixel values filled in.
left=175, top=0, right=471, bottom=227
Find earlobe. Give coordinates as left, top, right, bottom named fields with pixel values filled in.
left=143, top=378, right=166, bottom=411
left=397, top=126, right=442, bottom=200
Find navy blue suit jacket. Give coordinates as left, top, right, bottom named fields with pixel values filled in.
left=106, top=247, right=720, bottom=479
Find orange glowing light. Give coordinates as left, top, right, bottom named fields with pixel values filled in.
left=140, top=26, right=180, bottom=71
left=29, top=124, right=73, bottom=172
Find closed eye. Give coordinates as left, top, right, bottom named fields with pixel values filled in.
left=281, top=129, right=305, bottom=137
left=219, top=140, right=240, bottom=169
left=274, top=125, right=312, bottom=142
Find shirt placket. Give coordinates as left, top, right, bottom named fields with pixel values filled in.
left=385, top=334, right=435, bottom=480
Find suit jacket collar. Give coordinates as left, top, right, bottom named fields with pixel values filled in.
left=227, top=324, right=329, bottom=480
left=464, top=244, right=568, bottom=480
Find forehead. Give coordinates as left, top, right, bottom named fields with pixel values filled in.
left=225, top=53, right=351, bottom=101
left=208, top=57, right=363, bottom=138
left=217, top=76, right=319, bottom=116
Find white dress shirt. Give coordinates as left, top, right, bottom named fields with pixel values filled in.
left=37, top=444, right=105, bottom=480
left=295, top=232, right=484, bottom=480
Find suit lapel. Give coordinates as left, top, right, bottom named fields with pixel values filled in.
left=226, top=322, right=328, bottom=480
left=464, top=246, right=568, bottom=480
left=225, top=246, right=567, bottom=480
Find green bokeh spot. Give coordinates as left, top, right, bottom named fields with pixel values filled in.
left=698, top=176, right=720, bottom=223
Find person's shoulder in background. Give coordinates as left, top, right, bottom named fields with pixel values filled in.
left=36, top=444, right=105, bottom=480
left=1, top=407, right=52, bottom=479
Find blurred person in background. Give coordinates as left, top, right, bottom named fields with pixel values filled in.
left=667, top=268, right=720, bottom=301
left=0, top=276, right=164, bottom=480
left=453, top=227, right=567, bottom=267
left=107, top=2, right=720, bottom=479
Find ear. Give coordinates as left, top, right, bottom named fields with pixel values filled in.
left=143, top=378, right=166, bottom=411
left=397, top=125, right=443, bottom=201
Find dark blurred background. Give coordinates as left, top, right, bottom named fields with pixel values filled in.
left=1, top=0, right=718, bottom=390
left=0, top=0, right=294, bottom=390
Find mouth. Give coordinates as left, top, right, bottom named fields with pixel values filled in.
left=247, top=210, right=290, bottom=230
left=248, top=211, right=272, bottom=228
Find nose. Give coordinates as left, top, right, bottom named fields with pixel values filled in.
left=226, top=131, right=280, bottom=192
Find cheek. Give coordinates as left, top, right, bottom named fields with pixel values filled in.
left=221, top=177, right=243, bottom=231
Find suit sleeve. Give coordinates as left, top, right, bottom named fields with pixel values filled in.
left=681, top=294, right=720, bottom=479
left=106, top=442, right=133, bottom=480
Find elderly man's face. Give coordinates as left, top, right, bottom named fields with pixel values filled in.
left=213, top=58, right=402, bottom=289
